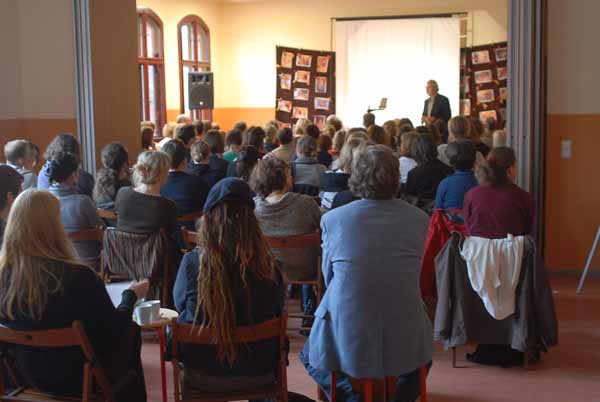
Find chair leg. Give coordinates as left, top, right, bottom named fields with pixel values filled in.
left=330, top=371, right=337, bottom=402
left=452, top=347, right=457, bottom=368
left=420, top=367, right=427, bottom=402
left=364, top=379, right=374, bottom=402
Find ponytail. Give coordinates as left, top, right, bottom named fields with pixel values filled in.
left=476, top=146, right=516, bottom=186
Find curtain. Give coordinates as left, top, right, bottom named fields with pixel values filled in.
left=335, top=17, right=460, bottom=127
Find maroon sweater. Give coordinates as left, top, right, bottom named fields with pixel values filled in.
left=464, top=182, right=534, bottom=239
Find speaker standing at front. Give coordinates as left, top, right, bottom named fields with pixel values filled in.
left=189, top=72, right=214, bottom=110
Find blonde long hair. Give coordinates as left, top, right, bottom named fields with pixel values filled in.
left=0, top=190, right=80, bottom=320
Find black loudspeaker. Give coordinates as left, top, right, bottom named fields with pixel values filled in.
left=188, top=72, right=214, bottom=109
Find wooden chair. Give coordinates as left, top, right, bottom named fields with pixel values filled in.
left=97, top=209, right=117, bottom=222
left=265, top=233, right=323, bottom=330
left=0, top=321, right=123, bottom=402
left=330, top=368, right=428, bottom=402
left=170, top=315, right=289, bottom=402
left=180, top=228, right=198, bottom=251
left=178, top=211, right=203, bottom=225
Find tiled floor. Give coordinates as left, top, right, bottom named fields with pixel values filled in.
left=141, top=276, right=600, bottom=401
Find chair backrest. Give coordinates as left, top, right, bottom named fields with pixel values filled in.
left=68, top=227, right=104, bottom=242
left=97, top=209, right=117, bottom=221
left=178, top=211, right=203, bottom=224
left=180, top=228, right=198, bottom=250
left=265, top=232, right=320, bottom=249
left=0, top=321, right=116, bottom=402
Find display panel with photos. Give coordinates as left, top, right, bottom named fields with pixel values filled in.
left=459, top=41, right=508, bottom=127
left=276, top=46, right=336, bottom=126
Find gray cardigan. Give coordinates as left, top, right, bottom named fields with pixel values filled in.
left=254, top=192, right=321, bottom=280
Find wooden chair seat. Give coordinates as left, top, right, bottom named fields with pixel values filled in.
left=180, top=383, right=281, bottom=402
left=1, top=388, right=103, bottom=402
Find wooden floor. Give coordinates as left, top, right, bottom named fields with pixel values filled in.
left=141, top=276, right=600, bottom=401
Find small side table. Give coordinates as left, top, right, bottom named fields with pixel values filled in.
left=139, top=308, right=179, bottom=402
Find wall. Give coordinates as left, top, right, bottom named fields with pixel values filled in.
left=545, top=0, right=600, bottom=271
left=0, top=0, right=77, bottom=160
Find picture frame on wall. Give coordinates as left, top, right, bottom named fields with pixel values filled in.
left=280, top=73, right=292, bottom=90
left=495, top=47, right=508, bottom=62
left=315, top=77, right=328, bottom=93
left=293, top=88, right=310, bottom=101
left=474, top=70, right=493, bottom=84
left=296, top=54, right=313, bottom=68
left=472, top=50, right=491, bottom=65
left=314, top=115, right=326, bottom=129
left=294, top=70, right=311, bottom=84
left=316, top=56, right=330, bottom=73
left=314, top=97, right=330, bottom=111
left=497, top=66, right=508, bottom=81
left=460, top=99, right=471, bottom=116
left=477, top=89, right=495, bottom=103
left=277, top=99, right=292, bottom=113
left=479, top=110, right=498, bottom=121
left=293, top=106, right=309, bottom=119
left=281, top=51, right=294, bottom=69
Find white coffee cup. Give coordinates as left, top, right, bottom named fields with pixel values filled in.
left=146, top=300, right=161, bottom=322
left=135, top=304, right=153, bottom=325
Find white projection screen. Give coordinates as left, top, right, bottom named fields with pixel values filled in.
left=335, top=17, right=460, bottom=127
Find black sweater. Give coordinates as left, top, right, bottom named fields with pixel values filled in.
left=0, top=261, right=137, bottom=394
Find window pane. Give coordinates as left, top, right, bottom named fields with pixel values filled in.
left=181, top=24, right=191, bottom=61
left=137, top=16, right=144, bottom=58
left=183, top=65, right=194, bottom=113
left=198, top=28, right=210, bottom=63
left=148, top=64, right=164, bottom=130
left=146, top=18, right=162, bottom=58
left=139, top=64, right=146, bottom=120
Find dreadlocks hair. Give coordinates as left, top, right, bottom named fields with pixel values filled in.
left=194, top=200, right=278, bottom=366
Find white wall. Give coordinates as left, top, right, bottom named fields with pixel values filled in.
left=0, top=0, right=21, bottom=119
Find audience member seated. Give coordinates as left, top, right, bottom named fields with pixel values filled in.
left=172, top=178, right=284, bottom=391
left=4, top=140, right=37, bottom=190
left=176, top=114, right=192, bottom=125
left=158, top=122, right=176, bottom=150
left=233, top=120, right=248, bottom=134
left=193, top=119, right=206, bottom=142
left=367, top=125, right=386, bottom=145
left=243, top=126, right=267, bottom=157
left=329, top=129, right=347, bottom=170
left=291, top=136, right=326, bottom=195
left=493, top=129, right=507, bottom=148
left=301, top=145, right=432, bottom=402
left=0, top=189, right=148, bottom=401
left=463, top=146, right=534, bottom=366
left=405, top=133, right=453, bottom=201
left=481, top=117, right=496, bottom=149
left=363, top=112, right=376, bottom=128
left=469, top=117, right=491, bottom=157
left=186, top=140, right=223, bottom=188
left=47, top=153, right=104, bottom=264
left=160, top=140, right=210, bottom=215
left=93, top=143, right=131, bottom=211
left=251, top=158, right=321, bottom=325
left=434, top=140, right=479, bottom=210
left=264, top=121, right=279, bottom=152
left=305, top=124, right=321, bottom=140
left=399, top=131, right=418, bottom=186
left=326, top=115, right=343, bottom=132
left=115, top=151, right=179, bottom=250
left=320, top=137, right=365, bottom=210
left=201, top=120, right=213, bottom=137
left=174, top=124, right=197, bottom=162
left=383, top=120, right=399, bottom=154
left=294, top=118, right=311, bottom=137
left=270, top=127, right=295, bottom=163
left=223, top=129, right=243, bottom=163
left=141, top=125, right=156, bottom=151
left=227, top=145, right=260, bottom=182
left=317, top=134, right=333, bottom=168
left=438, top=116, right=485, bottom=167
left=204, top=130, right=230, bottom=178
left=0, top=165, right=23, bottom=247
left=38, top=133, right=95, bottom=197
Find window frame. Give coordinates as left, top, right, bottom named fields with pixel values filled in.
left=137, top=6, right=167, bottom=133
left=177, top=15, right=212, bottom=121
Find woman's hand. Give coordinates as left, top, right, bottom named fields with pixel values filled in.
left=128, top=279, right=150, bottom=300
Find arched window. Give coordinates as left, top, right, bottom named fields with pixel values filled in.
left=137, top=6, right=166, bottom=134
left=178, top=15, right=211, bottom=121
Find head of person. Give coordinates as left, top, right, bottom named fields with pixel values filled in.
left=493, top=129, right=507, bottom=148
left=0, top=166, right=23, bottom=219
left=363, top=113, right=376, bottom=129
left=469, top=117, right=484, bottom=144
left=331, top=130, right=347, bottom=154
left=235, top=145, right=260, bottom=182
left=426, top=123, right=442, bottom=145
left=294, top=118, right=310, bottom=136
left=349, top=145, right=399, bottom=200
left=225, top=129, right=243, bottom=150
left=195, top=177, right=276, bottom=365
left=233, top=121, right=247, bottom=134
left=141, top=126, right=155, bottom=150
left=264, top=122, right=278, bottom=145
left=448, top=116, right=471, bottom=142
left=296, top=135, right=317, bottom=159
left=346, top=129, right=369, bottom=143
left=484, top=117, right=497, bottom=133
left=446, top=140, right=476, bottom=172
left=400, top=131, right=418, bottom=157
left=338, top=137, right=366, bottom=174
left=176, top=114, right=192, bottom=125
left=383, top=120, right=399, bottom=147
left=202, top=121, right=213, bottom=135
left=162, top=122, right=176, bottom=139
left=250, top=157, right=291, bottom=198
left=193, top=120, right=205, bottom=139
left=141, top=121, right=156, bottom=132
left=305, top=124, right=320, bottom=140
left=367, top=125, right=386, bottom=145
left=27, top=142, right=40, bottom=169
left=476, top=147, right=517, bottom=186
left=132, top=150, right=171, bottom=189
left=411, top=133, right=438, bottom=166
left=243, top=126, right=266, bottom=152
left=426, top=79, right=439, bottom=97
left=93, top=143, right=130, bottom=203
left=44, top=133, right=81, bottom=164
left=318, top=134, right=332, bottom=153
left=277, top=127, right=293, bottom=146
left=323, top=124, right=336, bottom=138
left=205, top=130, right=225, bottom=154
left=190, top=140, right=211, bottom=164
left=4, top=140, right=34, bottom=169
left=175, top=124, right=197, bottom=148
left=0, top=189, right=79, bottom=320
left=47, top=153, right=79, bottom=186
left=326, top=115, right=343, bottom=132
left=398, top=118, right=414, bottom=129
left=162, top=139, right=188, bottom=171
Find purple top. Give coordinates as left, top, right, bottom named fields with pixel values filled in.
left=464, top=182, right=534, bottom=239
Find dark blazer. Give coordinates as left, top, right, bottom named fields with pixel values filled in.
left=405, top=159, right=454, bottom=200
left=422, top=94, right=452, bottom=123
left=160, top=171, right=210, bottom=215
